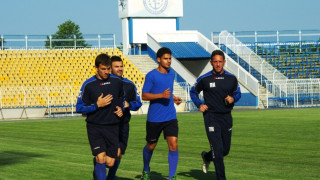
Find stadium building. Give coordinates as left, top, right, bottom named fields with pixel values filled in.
left=0, top=0, right=319, bottom=120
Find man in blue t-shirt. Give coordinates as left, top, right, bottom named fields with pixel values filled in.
left=141, top=47, right=182, bottom=180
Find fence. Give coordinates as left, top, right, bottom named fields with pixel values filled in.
left=212, top=30, right=320, bottom=46
left=218, top=31, right=288, bottom=85
left=0, top=34, right=116, bottom=50
left=0, top=86, right=78, bottom=118
left=0, top=82, right=200, bottom=119
left=265, top=79, right=320, bottom=108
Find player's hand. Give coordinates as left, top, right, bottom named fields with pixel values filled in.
left=97, top=93, right=113, bottom=108
left=173, top=96, right=182, bottom=105
left=124, top=101, right=130, bottom=108
left=117, top=148, right=122, bottom=159
left=162, top=88, right=171, bottom=99
left=114, top=106, right=123, bottom=117
left=224, top=95, right=234, bottom=105
left=199, top=104, right=208, bottom=112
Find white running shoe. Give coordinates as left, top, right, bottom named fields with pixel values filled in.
left=201, top=151, right=210, bottom=173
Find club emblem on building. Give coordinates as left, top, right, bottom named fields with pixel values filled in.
left=143, top=0, right=168, bottom=15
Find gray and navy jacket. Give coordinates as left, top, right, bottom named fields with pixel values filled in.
left=76, top=75, right=124, bottom=125
left=190, top=70, right=241, bottom=113
left=121, top=77, right=142, bottom=123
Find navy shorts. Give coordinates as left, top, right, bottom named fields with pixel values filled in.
left=86, top=123, right=119, bottom=158
left=146, top=119, right=178, bottom=144
left=119, top=121, right=129, bottom=155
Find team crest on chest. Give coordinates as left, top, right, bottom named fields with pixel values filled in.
left=210, top=82, right=216, bottom=88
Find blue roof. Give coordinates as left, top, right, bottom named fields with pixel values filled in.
left=160, top=42, right=211, bottom=59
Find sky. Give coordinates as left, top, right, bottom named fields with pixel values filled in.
left=1, top=0, right=320, bottom=45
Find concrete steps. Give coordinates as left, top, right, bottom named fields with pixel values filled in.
left=127, top=55, right=188, bottom=101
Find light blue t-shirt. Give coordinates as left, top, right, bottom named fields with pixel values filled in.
left=142, top=68, right=177, bottom=122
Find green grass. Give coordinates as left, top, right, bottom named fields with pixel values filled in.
left=0, top=108, right=320, bottom=179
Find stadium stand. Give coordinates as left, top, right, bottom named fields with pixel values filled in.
left=250, top=43, right=320, bottom=79
left=0, top=48, right=145, bottom=113
left=221, top=43, right=320, bottom=79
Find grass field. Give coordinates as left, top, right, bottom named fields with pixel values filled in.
left=0, top=108, right=320, bottom=180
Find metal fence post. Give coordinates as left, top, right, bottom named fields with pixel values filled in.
left=299, top=30, right=302, bottom=52
left=113, top=34, right=116, bottom=49
left=25, top=35, right=28, bottom=50
left=45, top=86, right=50, bottom=117
left=49, top=35, right=52, bottom=49
left=1, top=34, right=3, bottom=50
left=98, top=34, right=101, bottom=49
left=74, top=35, right=76, bottom=49
left=276, top=30, right=279, bottom=47
left=254, top=31, right=258, bottom=52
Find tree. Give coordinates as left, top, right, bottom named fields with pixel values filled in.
left=45, top=20, right=89, bottom=49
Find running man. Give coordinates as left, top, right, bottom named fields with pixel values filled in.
left=106, top=55, right=142, bottom=180
left=190, top=50, right=241, bottom=180
left=141, top=47, right=182, bottom=180
left=76, top=53, right=124, bottom=180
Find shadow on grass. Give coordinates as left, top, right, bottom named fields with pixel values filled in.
left=117, top=177, right=135, bottom=180
left=134, top=171, right=167, bottom=180
left=0, top=151, right=45, bottom=167
left=178, top=169, right=217, bottom=180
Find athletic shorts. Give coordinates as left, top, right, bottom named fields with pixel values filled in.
left=146, top=119, right=178, bottom=144
left=86, top=123, right=119, bottom=158
left=119, top=121, right=129, bottom=155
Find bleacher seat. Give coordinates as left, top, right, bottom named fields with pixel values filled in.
left=0, top=48, right=145, bottom=111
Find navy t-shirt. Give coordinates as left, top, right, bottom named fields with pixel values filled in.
left=142, top=69, right=176, bottom=122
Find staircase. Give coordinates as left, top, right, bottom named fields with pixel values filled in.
left=127, top=55, right=188, bottom=101
left=127, top=55, right=157, bottom=74
left=258, top=84, right=267, bottom=109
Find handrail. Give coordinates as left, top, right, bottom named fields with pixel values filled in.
left=196, top=31, right=259, bottom=96
left=146, top=31, right=259, bottom=96
left=147, top=32, right=197, bottom=85
left=219, top=30, right=288, bottom=83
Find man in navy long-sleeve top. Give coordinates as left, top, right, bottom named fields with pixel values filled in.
left=106, top=55, right=142, bottom=180
left=190, top=50, right=241, bottom=180
left=76, top=53, right=124, bottom=180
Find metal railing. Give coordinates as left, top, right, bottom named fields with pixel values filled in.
left=218, top=30, right=288, bottom=84
left=0, top=83, right=200, bottom=118
left=265, top=79, right=320, bottom=108
left=146, top=31, right=259, bottom=96
left=212, top=30, right=320, bottom=45
left=0, top=34, right=116, bottom=50
left=0, top=86, right=79, bottom=117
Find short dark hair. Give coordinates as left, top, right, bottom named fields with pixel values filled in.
left=156, top=47, right=172, bottom=58
left=211, top=50, right=225, bottom=60
left=111, top=56, right=123, bottom=63
left=95, top=53, right=111, bottom=67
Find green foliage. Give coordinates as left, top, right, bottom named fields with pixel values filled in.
left=45, top=20, right=89, bottom=49
left=0, top=109, right=319, bottom=179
